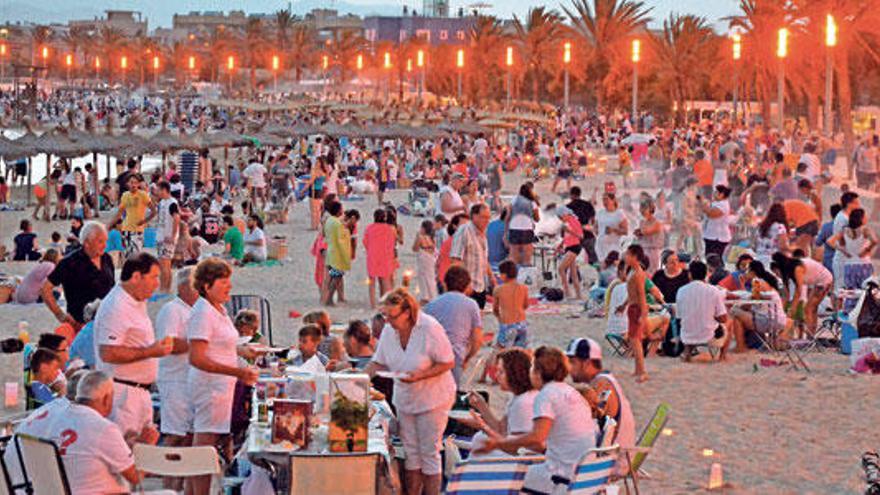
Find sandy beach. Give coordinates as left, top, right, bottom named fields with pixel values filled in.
left=0, top=166, right=877, bottom=494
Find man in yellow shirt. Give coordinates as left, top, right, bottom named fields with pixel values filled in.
left=322, top=200, right=351, bottom=306
left=108, top=174, right=156, bottom=257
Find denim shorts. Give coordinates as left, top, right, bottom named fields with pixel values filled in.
left=497, top=321, right=529, bottom=348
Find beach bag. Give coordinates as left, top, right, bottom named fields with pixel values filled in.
left=540, top=287, right=564, bottom=302
left=857, top=283, right=880, bottom=338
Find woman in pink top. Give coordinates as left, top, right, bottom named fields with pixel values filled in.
left=557, top=206, right=584, bottom=300
left=362, top=209, right=398, bottom=307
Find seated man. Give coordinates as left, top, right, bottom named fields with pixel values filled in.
left=566, top=338, right=635, bottom=475
left=15, top=370, right=146, bottom=494
left=675, top=260, right=730, bottom=361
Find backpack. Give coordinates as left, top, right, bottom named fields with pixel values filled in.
left=857, top=282, right=880, bottom=338
left=540, top=286, right=564, bottom=302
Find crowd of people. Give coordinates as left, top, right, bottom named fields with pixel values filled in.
left=3, top=96, right=879, bottom=493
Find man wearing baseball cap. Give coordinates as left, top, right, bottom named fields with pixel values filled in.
left=566, top=337, right=635, bottom=471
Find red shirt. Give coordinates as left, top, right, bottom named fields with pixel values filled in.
left=437, top=237, right=454, bottom=285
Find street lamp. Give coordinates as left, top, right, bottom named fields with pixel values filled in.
left=120, top=55, right=127, bottom=85
left=0, top=43, right=6, bottom=81
left=355, top=53, right=364, bottom=102
left=65, top=54, right=72, bottom=82
left=563, top=41, right=572, bottom=108
left=416, top=49, right=425, bottom=103
left=776, top=28, right=788, bottom=130
left=227, top=55, right=234, bottom=90
left=383, top=51, right=391, bottom=102
left=322, top=54, right=329, bottom=97
left=732, top=33, right=742, bottom=123
left=152, top=55, right=160, bottom=87
left=94, top=56, right=101, bottom=80
left=824, top=14, right=837, bottom=136
left=456, top=48, right=464, bottom=103
left=631, top=39, right=640, bottom=127
left=505, top=46, right=513, bottom=109
left=271, top=54, right=279, bottom=93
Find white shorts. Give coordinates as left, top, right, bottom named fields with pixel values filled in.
left=158, top=381, right=193, bottom=436
left=191, top=378, right=236, bottom=434
left=110, top=381, right=154, bottom=438
left=397, top=403, right=451, bottom=475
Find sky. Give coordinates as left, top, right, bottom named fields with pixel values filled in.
left=0, top=0, right=742, bottom=30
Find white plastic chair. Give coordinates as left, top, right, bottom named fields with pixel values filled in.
left=289, top=453, right=378, bottom=495
left=132, top=443, right=221, bottom=494
left=15, top=434, right=71, bottom=495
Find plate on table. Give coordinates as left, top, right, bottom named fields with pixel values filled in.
left=262, top=441, right=300, bottom=453
left=730, top=290, right=751, bottom=299
left=376, top=371, right=410, bottom=380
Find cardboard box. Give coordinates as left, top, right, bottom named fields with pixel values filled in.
left=267, top=236, right=288, bottom=260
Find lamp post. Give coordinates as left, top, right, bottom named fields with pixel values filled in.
left=41, top=46, right=48, bottom=81
left=356, top=54, right=363, bottom=102
left=824, top=14, right=837, bottom=136
left=271, top=54, right=279, bottom=93
left=456, top=48, right=464, bottom=103
left=120, top=55, right=127, bottom=86
left=322, top=54, right=329, bottom=98
left=227, top=55, right=234, bottom=92
left=777, top=28, right=788, bottom=131
left=187, top=55, right=196, bottom=86
left=631, top=39, right=640, bottom=128
left=416, top=49, right=425, bottom=103
left=94, top=56, right=100, bottom=81
left=0, top=43, right=6, bottom=82
left=383, top=51, right=391, bottom=103
left=152, top=56, right=160, bottom=87
left=732, top=33, right=742, bottom=124
left=505, top=46, right=513, bottom=109
left=65, top=54, right=72, bottom=82
left=563, top=41, right=571, bottom=108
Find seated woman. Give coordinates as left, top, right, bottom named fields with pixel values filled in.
left=717, top=252, right=755, bottom=292
left=457, top=349, right=538, bottom=456
left=729, top=261, right=788, bottom=353
left=475, top=347, right=598, bottom=494
left=13, top=249, right=60, bottom=304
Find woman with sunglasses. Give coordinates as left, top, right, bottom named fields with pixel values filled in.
left=366, top=288, right=455, bottom=495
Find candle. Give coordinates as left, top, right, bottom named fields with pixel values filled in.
left=708, top=462, right=724, bottom=489
left=5, top=383, right=17, bottom=408
left=702, top=449, right=714, bottom=457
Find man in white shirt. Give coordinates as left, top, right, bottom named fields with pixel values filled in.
left=439, top=173, right=466, bottom=220
left=155, top=267, right=198, bottom=448
left=17, top=370, right=145, bottom=494
left=675, top=260, right=730, bottom=361
left=94, top=253, right=173, bottom=439
left=243, top=160, right=267, bottom=209
left=154, top=181, right=180, bottom=294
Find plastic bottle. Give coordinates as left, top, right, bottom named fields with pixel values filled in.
left=17, top=321, right=29, bottom=344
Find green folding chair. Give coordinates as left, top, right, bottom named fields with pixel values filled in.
left=621, top=402, right=669, bottom=495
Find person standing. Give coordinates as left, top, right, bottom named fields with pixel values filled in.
left=451, top=203, right=493, bottom=309
left=439, top=173, right=467, bottom=220
left=624, top=245, right=650, bottom=383
left=423, top=266, right=483, bottom=386
left=42, top=222, right=115, bottom=329
left=154, top=181, right=180, bottom=294
left=366, top=289, right=455, bottom=495
left=94, top=253, right=173, bottom=439
left=596, top=193, right=628, bottom=264
left=186, top=258, right=259, bottom=494
left=323, top=200, right=352, bottom=306
left=155, top=268, right=198, bottom=452
left=567, top=186, right=597, bottom=264
left=506, top=183, right=540, bottom=266
left=108, top=174, right=155, bottom=258
left=700, top=185, right=732, bottom=259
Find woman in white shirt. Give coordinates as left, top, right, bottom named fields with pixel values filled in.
left=476, top=346, right=597, bottom=494
left=506, top=182, right=540, bottom=266
left=596, top=193, right=628, bottom=263
left=186, top=259, right=259, bottom=494
left=459, top=348, right=538, bottom=456
left=700, top=185, right=732, bottom=260
left=729, top=261, right=787, bottom=353
left=772, top=251, right=832, bottom=336
left=755, top=203, right=790, bottom=266
left=366, top=288, right=456, bottom=495
left=242, top=214, right=267, bottom=263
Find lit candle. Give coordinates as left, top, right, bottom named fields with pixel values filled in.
left=708, top=462, right=723, bottom=489
left=402, top=270, right=414, bottom=287
left=702, top=449, right=714, bottom=457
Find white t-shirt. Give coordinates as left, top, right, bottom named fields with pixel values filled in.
left=372, top=312, right=456, bottom=415
left=155, top=197, right=179, bottom=244
left=801, top=257, right=833, bottom=287
left=596, top=209, right=626, bottom=260
left=439, top=185, right=465, bottom=220
left=675, top=281, right=727, bottom=345
left=703, top=200, right=732, bottom=242
left=473, top=138, right=489, bottom=155
left=17, top=401, right=133, bottom=495
left=532, top=381, right=598, bottom=478
left=606, top=283, right=629, bottom=336
left=186, top=298, right=239, bottom=391
left=243, top=162, right=267, bottom=188
left=244, top=227, right=267, bottom=259
left=506, top=389, right=538, bottom=435
left=94, top=285, right=158, bottom=384
left=155, top=297, right=192, bottom=383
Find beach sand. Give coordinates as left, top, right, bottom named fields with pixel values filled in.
left=0, top=168, right=877, bottom=494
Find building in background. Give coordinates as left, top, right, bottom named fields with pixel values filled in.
left=363, top=16, right=475, bottom=45
left=69, top=10, right=147, bottom=37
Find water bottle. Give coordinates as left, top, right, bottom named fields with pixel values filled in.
left=17, top=321, right=29, bottom=344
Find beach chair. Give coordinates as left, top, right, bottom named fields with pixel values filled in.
left=605, top=333, right=631, bottom=358
left=15, top=434, right=71, bottom=495
left=132, top=443, right=222, bottom=493
left=225, top=294, right=273, bottom=345
left=619, top=403, right=669, bottom=495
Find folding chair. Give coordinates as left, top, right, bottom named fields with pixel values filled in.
left=289, top=453, right=378, bottom=495
left=0, top=438, right=13, bottom=495
left=132, top=443, right=222, bottom=493
left=620, top=403, right=669, bottom=495
left=15, top=434, right=71, bottom=495
left=605, top=333, right=631, bottom=357
left=225, top=294, right=273, bottom=345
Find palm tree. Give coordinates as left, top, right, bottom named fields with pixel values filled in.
left=97, top=26, right=125, bottom=83
left=563, top=0, right=652, bottom=107
left=467, top=16, right=507, bottom=103
left=275, top=8, right=295, bottom=52
left=30, top=25, right=53, bottom=68
left=513, top=7, right=566, bottom=102
left=650, top=14, right=719, bottom=123
left=289, top=24, right=317, bottom=82
left=206, top=27, right=232, bottom=83
left=244, top=18, right=267, bottom=93
left=326, top=30, right=365, bottom=85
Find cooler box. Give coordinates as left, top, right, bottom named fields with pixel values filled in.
left=267, top=236, right=288, bottom=260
